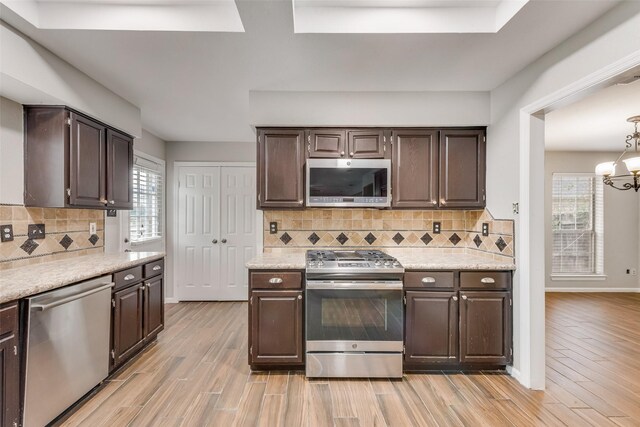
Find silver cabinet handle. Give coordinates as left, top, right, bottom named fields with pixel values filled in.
left=269, top=278, right=283, bottom=284
left=349, top=151, right=354, bottom=157
left=109, top=200, right=115, bottom=205
left=152, top=265, right=162, bottom=271
left=452, top=296, right=458, bottom=301
left=298, top=295, right=302, bottom=300
left=340, top=151, right=345, bottom=156
left=140, top=285, right=146, bottom=290
left=421, top=277, right=436, bottom=283
left=481, top=277, right=496, bottom=284
left=462, top=295, right=468, bottom=300
left=212, top=239, right=218, bottom=244
left=221, top=238, right=227, bottom=243
left=124, top=274, right=136, bottom=281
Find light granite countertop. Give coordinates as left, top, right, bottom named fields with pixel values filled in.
left=0, top=252, right=165, bottom=304
left=246, top=249, right=515, bottom=271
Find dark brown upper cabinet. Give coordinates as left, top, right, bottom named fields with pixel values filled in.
left=24, top=105, right=134, bottom=209
left=106, top=129, right=134, bottom=209
left=347, top=129, right=386, bottom=158
left=391, top=129, right=438, bottom=208
left=439, top=129, right=486, bottom=208
left=307, top=129, right=346, bottom=158
left=257, top=129, right=305, bottom=208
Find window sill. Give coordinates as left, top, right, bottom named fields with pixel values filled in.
left=550, top=274, right=607, bottom=281
left=131, top=237, right=163, bottom=246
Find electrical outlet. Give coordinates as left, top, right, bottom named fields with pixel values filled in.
left=89, top=222, right=96, bottom=235
left=433, top=222, right=441, bottom=234
left=628, top=268, right=637, bottom=276
left=0, top=224, right=13, bottom=242
left=106, top=209, right=117, bottom=217
left=269, top=222, right=278, bottom=234
left=482, top=223, right=490, bottom=236
left=512, top=202, right=519, bottom=214
left=28, top=224, right=45, bottom=240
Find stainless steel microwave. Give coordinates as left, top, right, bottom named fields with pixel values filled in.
left=306, top=158, right=391, bottom=207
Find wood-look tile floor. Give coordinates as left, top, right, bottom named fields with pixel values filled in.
left=60, top=293, right=640, bottom=427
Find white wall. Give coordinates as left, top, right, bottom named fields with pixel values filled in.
left=488, top=1, right=640, bottom=388
left=0, top=20, right=141, bottom=137
left=250, top=91, right=490, bottom=127
left=0, top=97, right=23, bottom=205
left=544, top=151, right=639, bottom=291
left=164, top=140, right=255, bottom=299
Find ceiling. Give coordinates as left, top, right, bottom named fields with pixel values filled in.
left=0, top=0, right=621, bottom=142
left=545, top=79, right=640, bottom=152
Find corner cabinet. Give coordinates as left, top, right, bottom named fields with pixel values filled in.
left=257, top=129, right=305, bottom=208
left=0, top=302, right=20, bottom=427
left=248, top=270, right=305, bottom=368
left=404, top=270, right=512, bottom=370
left=24, top=106, right=134, bottom=209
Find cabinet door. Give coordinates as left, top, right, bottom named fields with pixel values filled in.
left=347, top=129, right=386, bottom=158
left=392, top=129, right=438, bottom=208
left=112, top=284, right=145, bottom=367
left=439, top=129, right=486, bottom=208
left=249, top=290, right=303, bottom=365
left=144, top=276, right=165, bottom=339
left=459, top=291, right=511, bottom=365
left=0, top=303, right=20, bottom=427
left=106, top=129, right=133, bottom=209
left=69, top=113, right=107, bottom=207
left=404, top=291, right=458, bottom=365
left=258, top=129, right=305, bottom=208
left=307, top=129, right=346, bottom=158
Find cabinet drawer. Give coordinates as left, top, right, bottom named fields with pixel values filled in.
left=404, top=271, right=455, bottom=289
left=250, top=271, right=302, bottom=290
left=144, top=259, right=164, bottom=278
left=0, top=303, right=18, bottom=336
left=460, top=271, right=511, bottom=290
left=114, top=265, right=143, bottom=291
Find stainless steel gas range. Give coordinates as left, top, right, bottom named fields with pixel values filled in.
left=305, top=250, right=404, bottom=378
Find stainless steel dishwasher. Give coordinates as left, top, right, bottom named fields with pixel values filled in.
left=23, top=275, right=113, bottom=427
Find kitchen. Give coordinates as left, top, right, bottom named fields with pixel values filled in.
left=1, top=1, right=640, bottom=426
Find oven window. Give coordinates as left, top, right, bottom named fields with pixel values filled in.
left=309, top=168, right=388, bottom=197
left=306, top=289, right=402, bottom=342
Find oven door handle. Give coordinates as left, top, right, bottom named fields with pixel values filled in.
left=306, top=281, right=403, bottom=290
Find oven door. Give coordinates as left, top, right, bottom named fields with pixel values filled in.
left=305, top=281, right=403, bottom=352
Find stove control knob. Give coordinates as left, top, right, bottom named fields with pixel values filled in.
left=374, top=261, right=381, bottom=266
left=318, top=261, right=324, bottom=267
left=384, top=261, right=391, bottom=266
left=309, top=261, right=315, bottom=266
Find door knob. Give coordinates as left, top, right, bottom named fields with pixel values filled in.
left=221, top=238, right=227, bottom=243
left=212, top=239, right=218, bottom=244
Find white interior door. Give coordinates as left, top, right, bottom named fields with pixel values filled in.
left=219, top=167, right=257, bottom=300
left=177, top=166, right=221, bottom=300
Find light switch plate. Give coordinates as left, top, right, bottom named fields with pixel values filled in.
left=433, top=222, right=441, bottom=234
left=482, top=223, right=489, bottom=236
left=1, top=224, right=13, bottom=242
left=89, top=222, right=97, bottom=235
left=28, top=223, right=45, bottom=240
left=269, top=222, right=278, bottom=234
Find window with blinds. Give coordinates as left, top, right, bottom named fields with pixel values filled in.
left=130, top=156, right=164, bottom=243
left=551, top=174, right=604, bottom=275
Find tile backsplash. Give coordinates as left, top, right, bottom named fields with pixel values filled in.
left=263, top=209, right=514, bottom=259
left=0, top=205, right=104, bottom=270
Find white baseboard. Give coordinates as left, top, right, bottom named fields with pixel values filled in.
left=164, top=297, right=180, bottom=303
left=507, top=366, right=522, bottom=382
left=546, top=287, right=640, bottom=293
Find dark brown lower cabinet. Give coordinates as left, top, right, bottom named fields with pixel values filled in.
left=144, top=276, right=164, bottom=339
left=112, top=283, right=145, bottom=367
left=0, top=302, right=20, bottom=427
left=404, top=291, right=458, bottom=365
left=249, top=290, right=304, bottom=366
left=460, top=291, right=511, bottom=365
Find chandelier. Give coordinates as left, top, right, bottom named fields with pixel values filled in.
left=595, top=115, right=640, bottom=192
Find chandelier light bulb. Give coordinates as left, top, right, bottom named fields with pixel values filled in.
left=595, top=161, right=615, bottom=176
left=622, top=156, right=640, bottom=174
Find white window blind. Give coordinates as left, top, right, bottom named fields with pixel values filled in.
left=130, top=156, right=164, bottom=243
left=551, top=174, right=603, bottom=275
